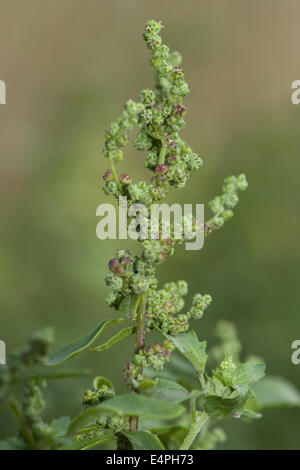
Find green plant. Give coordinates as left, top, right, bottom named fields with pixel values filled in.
left=1, top=19, right=300, bottom=451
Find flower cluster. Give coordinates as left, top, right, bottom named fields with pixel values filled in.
left=82, top=384, right=115, bottom=407
left=141, top=238, right=175, bottom=264
left=146, top=281, right=211, bottom=335
left=102, top=20, right=202, bottom=209
left=218, top=355, right=237, bottom=384
left=105, top=249, right=157, bottom=309
left=186, top=293, right=212, bottom=320
left=102, top=100, right=143, bottom=198
left=140, top=214, right=200, bottom=266
left=143, top=20, right=189, bottom=100
left=124, top=339, right=175, bottom=385
left=96, top=416, right=129, bottom=433
left=103, top=100, right=142, bottom=163
left=76, top=416, right=130, bottom=442
left=206, top=174, right=248, bottom=232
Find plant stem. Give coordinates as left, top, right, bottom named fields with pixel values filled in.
left=129, top=294, right=147, bottom=432
left=108, top=153, right=123, bottom=193
left=199, top=373, right=206, bottom=391
left=158, top=141, right=167, bottom=165
left=179, top=392, right=208, bottom=450
left=131, top=294, right=140, bottom=321
left=9, top=397, right=38, bottom=450
left=135, top=294, right=147, bottom=354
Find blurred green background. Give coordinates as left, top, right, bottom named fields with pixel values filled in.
left=0, top=0, right=299, bottom=449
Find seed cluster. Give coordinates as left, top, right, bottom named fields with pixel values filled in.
left=102, top=20, right=203, bottom=207
left=124, top=339, right=175, bottom=385
left=82, top=384, right=115, bottom=407
left=105, top=249, right=157, bottom=310
left=146, top=281, right=212, bottom=334
left=207, top=175, right=248, bottom=232
left=101, top=20, right=248, bottom=389
left=76, top=416, right=130, bottom=442
left=211, top=355, right=237, bottom=387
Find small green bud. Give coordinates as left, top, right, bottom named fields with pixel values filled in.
left=177, top=280, right=188, bottom=296
left=134, top=132, right=153, bottom=151
left=221, top=209, right=234, bottom=221
left=236, top=174, right=248, bottom=191
left=103, top=181, right=119, bottom=197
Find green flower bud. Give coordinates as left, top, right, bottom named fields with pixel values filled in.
left=134, top=132, right=153, bottom=151
left=209, top=196, right=224, bottom=214
left=82, top=389, right=99, bottom=407
left=112, top=149, right=124, bottom=163
left=214, top=216, right=224, bottom=228
left=140, top=88, right=156, bottom=107
left=236, top=174, right=248, bottom=191
left=167, top=51, right=182, bottom=67
left=222, top=209, right=234, bottom=221
left=103, top=181, right=119, bottom=197
left=177, top=280, right=188, bottom=296
left=131, top=274, right=148, bottom=294
left=145, top=152, right=159, bottom=170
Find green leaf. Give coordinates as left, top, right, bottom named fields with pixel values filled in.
left=163, top=426, right=189, bottom=450
left=46, top=319, right=125, bottom=366
left=63, top=435, right=115, bottom=450
left=119, top=295, right=139, bottom=317
left=252, top=376, right=300, bottom=409
left=166, top=330, right=207, bottom=375
left=92, top=376, right=115, bottom=391
left=135, top=377, right=158, bottom=391
left=91, top=327, right=135, bottom=352
left=142, top=378, right=190, bottom=403
left=204, top=384, right=253, bottom=419
left=80, top=438, right=113, bottom=450
left=123, top=430, right=165, bottom=450
left=50, top=416, right=71, bottom=437
left=234, top=361, right=265, bottom=385
left=68, top=394, right=185, bottom=435
left=0, top=437, right=28, bottom=450
left=240, top=409, right=262, bottom=419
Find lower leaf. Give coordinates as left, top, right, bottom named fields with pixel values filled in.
left=123, top=430, right=165, bottom=450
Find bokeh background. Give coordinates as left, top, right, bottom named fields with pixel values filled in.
left=1, top=0, right=299, bottom=449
